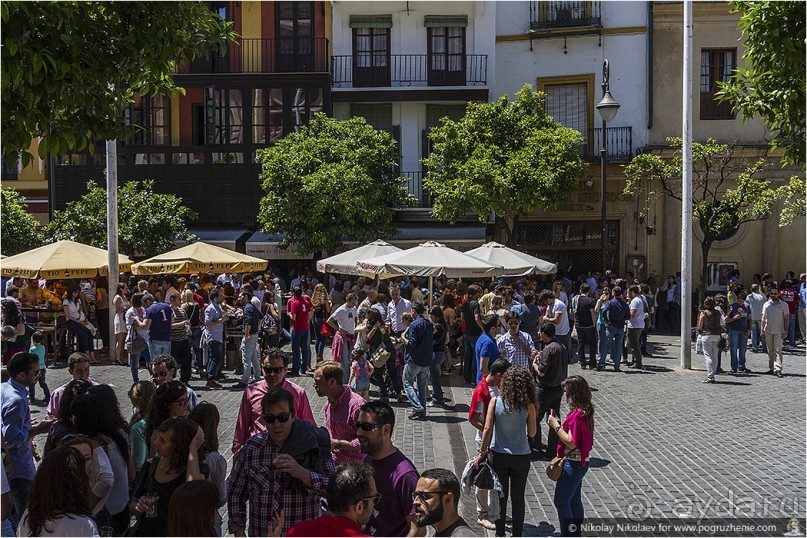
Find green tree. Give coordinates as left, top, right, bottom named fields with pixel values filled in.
left=717, top=1, right=806, bottom=168
left=421, top=85, right=588, bottom=246
left=0, top=187, right=44, bottom=255
left=1, top=2, right=234, bottom=167
left=624, top=137, right=806, bottom=302
left=47, top=180, right=197, bottom=257
left=257, top=113, right=417, bottom=256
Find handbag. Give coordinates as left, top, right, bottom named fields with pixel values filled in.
left=125, top=327, right=147, bottom=355
left=320, top=321, right=334, bottom=338
left=371, top=346, right=391, bottom=369
left=545, top=456, right=567, bottom=481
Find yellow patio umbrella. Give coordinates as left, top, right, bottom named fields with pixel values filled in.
left=131, top=241, right=268, bottom=275
left=0, top=240, right=133, bottom=279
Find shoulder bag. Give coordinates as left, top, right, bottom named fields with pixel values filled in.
left=125, top=325, right=148, bottom=355
left=545, top=455, right=567, bottom=481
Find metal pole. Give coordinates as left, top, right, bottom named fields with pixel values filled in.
left=106, top=139, right=119, bottom=362
left=680, top=0, right=693, bottom=369
left=600, top=62, right=608, bottom=277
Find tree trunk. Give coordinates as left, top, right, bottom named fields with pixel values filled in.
left=497, top=215, right=514, bottom=247
left=698, top=239, right=713, bottom=306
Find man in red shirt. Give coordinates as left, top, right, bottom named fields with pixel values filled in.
left=468, top=358, right=511, bottom=529
left=287, top=462, right=377, bottom=537
left=288, top=285, right=313, bottom=376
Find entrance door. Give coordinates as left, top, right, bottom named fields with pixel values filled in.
left=352, top=27, right=391, bottom=87
left=276, top=2, right=314, bottom=72
left=427, top=27, right=466, bottom=86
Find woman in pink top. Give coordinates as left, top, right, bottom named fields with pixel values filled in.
left=547, top=375, right=594, bottom=537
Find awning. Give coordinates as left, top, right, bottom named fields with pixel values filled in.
left=349, top=15, right=393, bottom=28
left=386, top=225, right=487, bottom=252
left=245, top=232, right=312, bottom=260
left=176, top=229, right=250, bottom=252
left=424, top=15, right=468, bottom=28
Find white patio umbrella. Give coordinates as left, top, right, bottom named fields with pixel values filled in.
left=465, top=241, right=557, bottom=277
left=316, top=240, right=401, bottom=276
left=357, top=241, right=504, bottom=306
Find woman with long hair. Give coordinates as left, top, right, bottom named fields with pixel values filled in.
left=310, top=283, right=332, bottom=363
left=475, top=366, right=537, bottom=537
left=113, top=282, right=131, bottom=366
left=168, top=480, right=219, bottom=537
left=553, top=279, right=569, bottom=307
left=61, top=434, right=114, bottom=519
left=548, top=375, right=595, bottom=537
left=188, top=402, right=227, bottom=536
left=125, top=292, right=151, bottom=382
left=43, top=378, right=92, bottom=455
left=17, top=447, right=98, bottom=537
left=72, top=384, right=135, bottom=533
left=428, top=305, right=448, bottom=406
left=63, top=284, right=98, bottom=364
left=129, top=418, right=206, bottom=537
left=129, top=381, right=158, bottom=472
left=697, top=296, right=723, bottom=384
left=146, top=381, right=191, bottom=452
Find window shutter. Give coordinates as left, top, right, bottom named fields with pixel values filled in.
left=423, top=15, right=468, bottom=27
left=349, top=15, right=393, bottom=28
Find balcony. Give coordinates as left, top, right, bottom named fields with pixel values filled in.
left=401, top=171, right=431, bottom=208
left=176, top=37, right=330, bottom=75
left=581, top=126, right=633, bottom=163
left=529, top=1, right=601, bottom=31
left=331, top=54, right=487, bottom=88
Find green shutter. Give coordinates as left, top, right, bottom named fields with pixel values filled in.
left=349, top=15, right=393, bottom=28
left=423, top=15, right=468, bottom=28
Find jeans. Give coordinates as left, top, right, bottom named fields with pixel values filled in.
left=290, top=329, right=311, bottom=375
left=67, top=320, right=95, bottom=353
left=554, top=460, right=589, bottom=537
left=575, top=327, right=597, bottom=368
left=429, top=351, right=445, bottom=403
left=171, top=339, right=193, bottom=382
left=556, top=333, right=573, bottom=361
left=206, top=340, right=223, bottom=381
left=535, top=384, right=563, bottom=455
left=149, top=339, right=171, bottom=360
left=597, top=325, right=609, bottom=368
left=605, top=325, right=625, bottom=369
left=240, top=333, right=261, bottom=384
left=728, top=330, right=748, bottom=370
left=129, top=345, right=151, bottom=382
left=312, top=316, right=327, bottom=359
left=489, top=451, right=530, bottom=537
left=9, top=477, right=31, bottom=526
left=403, top=362, right=429, bottom=414
left=190, top=327, right=203, bottom=370
left=340, top=342, right=352, bottom=385
left=627, top=328, right=643, bottom=366
left=28, top=369, right=50, bottom=400
left=750, top=320, right=766, bottom=352
left=788, top=314, right=797, bottom=347
left=463, top=334, right=480, bottom=384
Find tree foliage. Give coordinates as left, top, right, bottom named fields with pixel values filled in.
left=47, top=180, right=197, bottom=258
left=717, top=1, right=806, bottom=168
left=257, top=113, right=417, bottom=256
left=1, top=2, right=235, bottom=167
left=624, top=137, right=805, bottom=300
left=422, top=85, right=588, bottom=246
left=0, top=187, right=44, bottom=256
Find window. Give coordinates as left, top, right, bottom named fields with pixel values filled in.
left=252, top=88, right=284, bottom=145
left=350, top=104, right=393, bottom=133
left=205, top=88, right=243, bottom=146
left=291, top=88, right=323, bottom=132
left=427, top=27, right=466, bottom=86
left=352, top=27, right=391, bottom=87
left=700, top=48, right=736, bottom=120
left=128, top=94, right=170, bottom=146
left=276, top=2, right=314, bottom=71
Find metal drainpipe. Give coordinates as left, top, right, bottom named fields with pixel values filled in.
left=647, top=1, right=654, bottom=130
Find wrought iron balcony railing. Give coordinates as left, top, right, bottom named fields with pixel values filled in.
left=331, top=54, right=487, bottom=88
left=176, top=37, right=330, bottom=74
left=530, top=1, right=601, bottom=31
left=582, top=126, right=633, bottom=162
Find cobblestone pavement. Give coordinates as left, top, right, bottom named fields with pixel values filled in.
left=31, top=333, right=806, bottom=536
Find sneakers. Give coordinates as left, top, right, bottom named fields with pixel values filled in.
left=206, top=380, right=223, bottom=389
left=739, top=367, right=752, bottom=373
left=702, top=377, right=715, bottom=384
left=477, top=518, right=497, bottom=530
left=408, top=411, right=426, bottom=420
left=775, top=371, right=783, bottom=378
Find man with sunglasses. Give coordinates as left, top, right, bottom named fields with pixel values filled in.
left=232, top=347, right=316, bottom=455
left=150, top=354, right=198, bottom=409
left=287, top=462, right=377, bottom=537
left=762, top=288, right=790, bottom=377
left=356, top=401, right=420, bottom=537
left=409, top=468, right=474, bottom=537
left=228, top=388, right=335, bottom=537
left=313, top=361, right=366, bottom=464
left=496, top=313, right=536, bottom=370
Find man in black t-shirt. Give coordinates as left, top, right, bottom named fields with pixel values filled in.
left=573, top=284, right=597, bottom=369
left=461, top=285, right=484, bottom=385
left=532, top=321, right=569, bottom=459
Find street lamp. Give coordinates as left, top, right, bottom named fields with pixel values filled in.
left=596, top=59, right=620, bottom=277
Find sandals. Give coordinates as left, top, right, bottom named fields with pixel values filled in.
left=702, top=377, right=715, bottom=384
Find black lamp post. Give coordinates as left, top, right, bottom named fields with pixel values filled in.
left=595, top=59, right=620, bottom=277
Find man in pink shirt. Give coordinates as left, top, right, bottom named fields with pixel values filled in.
left=45, top=352, right=98, bottom=419
left=313, top=360, right=366, bottom=464
left=232, top=347, right=316, bottom=455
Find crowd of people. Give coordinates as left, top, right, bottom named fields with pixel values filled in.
left=1, top=264, right=803, bottom=537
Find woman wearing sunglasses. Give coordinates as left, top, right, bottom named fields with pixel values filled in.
left=146, top=381, right=190, bottom=456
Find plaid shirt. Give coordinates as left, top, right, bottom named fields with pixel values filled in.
left=496, top=330, right=536, bottom=369
left=227, top=429, right=334, bottom=536
left=325, top=387, right=366, bottom=464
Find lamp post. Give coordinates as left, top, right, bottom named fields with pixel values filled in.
left=596, top=59, right=620, bottom=277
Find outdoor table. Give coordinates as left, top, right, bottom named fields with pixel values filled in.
left=20, top=307, right=63, bottom=362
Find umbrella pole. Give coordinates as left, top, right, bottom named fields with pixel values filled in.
left=106, top=138, right=119, bottom=362
left=429, top=276, right=433, bottom=309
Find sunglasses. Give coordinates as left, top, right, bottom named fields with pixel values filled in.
left=412, top=491, right=449, bottom=502
left=173, top=398, right=189, bottom=407
left=361, top=493, right=382, bottom=504
left=355, top=421, right=383, bottom=431
left=507, top=320, right=520, bottom=326
left=153, top=370, right=170, bottom=378
left=262, top=412, right=291, bottom=424
left=262, top=366, right=285, bottom=375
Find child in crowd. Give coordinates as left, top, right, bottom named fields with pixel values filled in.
left=349, top=350, right=373, bottom=400
left=28, top=330, right=50, bottom=402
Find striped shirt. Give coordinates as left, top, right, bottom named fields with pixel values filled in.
left=496, top=330, right=536, bottom=369
left=170, top=307, right=189, bottom=341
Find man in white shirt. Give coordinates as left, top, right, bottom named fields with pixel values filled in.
left=627, top=285, right=646, bottom=369
left=761, top=288, right=789, bottom=377
left=327, top=293, right=359, bottom=384
left=386, top=286, right=412, bottom=336
left=745, top=284, right=768, bottom=353
left=542, top=291, right=571, bottom=357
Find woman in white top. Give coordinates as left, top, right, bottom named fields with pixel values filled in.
left=17, top=446, right=99, bottom=537
left=63, top=284, right=98, bottom=364
left=125, top=292, right=151, bottom=382
left=112, top=282, right=131, bottom=366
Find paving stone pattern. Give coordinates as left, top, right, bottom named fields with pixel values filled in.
left=31, top=334, right=806, bottom=536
